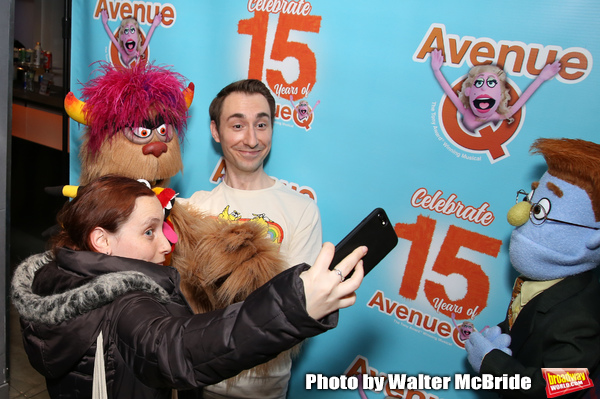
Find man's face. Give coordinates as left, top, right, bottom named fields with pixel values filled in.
left=211, top=92, right=272, bottom=177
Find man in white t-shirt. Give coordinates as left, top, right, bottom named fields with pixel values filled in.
left=182, top=79, right=322, bottom=399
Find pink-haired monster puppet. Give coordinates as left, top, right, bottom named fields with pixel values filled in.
left=65, top=63, right=290, bottom=381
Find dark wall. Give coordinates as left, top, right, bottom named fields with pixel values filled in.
left=10, top=136, right=68, bottom=263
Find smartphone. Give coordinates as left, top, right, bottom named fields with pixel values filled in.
left=329, top=208, right=398, bottom=278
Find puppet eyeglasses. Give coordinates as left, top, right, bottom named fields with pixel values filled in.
left=516, top=189, right=600, bottom=230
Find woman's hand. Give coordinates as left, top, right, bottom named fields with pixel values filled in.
left=300, top=242, right=367, bottom=320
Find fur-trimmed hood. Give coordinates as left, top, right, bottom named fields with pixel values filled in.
left=12, top=251, right=172, bottom=325
left=11, top=248, right=187, bottom=379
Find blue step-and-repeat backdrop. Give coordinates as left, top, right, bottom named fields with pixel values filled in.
left=70, top=2, right=600, bottom=398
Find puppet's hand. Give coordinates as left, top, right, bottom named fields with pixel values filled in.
left=483, top=326, right=512, bottom=353
left=431, top=49, right=444, bottom=71
left=101, top=9, right=108, bottom=24
left=152, top=12, right=162, bottom=27
left=465, top=327, right=512, bottom=373
left=539, top=61, right=561, bottom=81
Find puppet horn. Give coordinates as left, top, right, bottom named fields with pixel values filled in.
left=183, top=82, right=195, bottom=109
left=64, top=92, right=88, bottom=125
left=45, top=185, right=79, bottom=198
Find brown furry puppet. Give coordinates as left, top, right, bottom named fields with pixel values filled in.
left=65, top=62, right=291, bottom=377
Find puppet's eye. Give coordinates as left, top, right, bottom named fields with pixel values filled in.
left=487, top=77, right=498, bottom=88
left=155, top=124, right=174, bottom=142
left=474, top=78, right=484, bottom=88
left=531, top=198, right=551, bottom=221
left=156, top=124, right=168, bottom=136
left=122, top=127, right=153, bottom=144
left=133, top=127, right=152, bottom=138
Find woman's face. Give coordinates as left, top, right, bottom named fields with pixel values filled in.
left=107, top=196, right=172, bottom=264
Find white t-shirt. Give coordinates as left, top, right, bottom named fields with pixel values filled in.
left=182, top=178, right=322, bottom=268
left=179, top=178, right=322, bottom=398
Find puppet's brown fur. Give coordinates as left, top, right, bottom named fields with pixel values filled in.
left=169, top=201, right=298, bottom=378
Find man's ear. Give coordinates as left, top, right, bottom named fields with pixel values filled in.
left=585, top=230, right=600, bottom=250
left=90, top=227, right=111, bottom=255
left=210, top=121, right=221, bottom=143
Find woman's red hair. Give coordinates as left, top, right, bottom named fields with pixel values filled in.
left=50, top=175, right=155, bottom=254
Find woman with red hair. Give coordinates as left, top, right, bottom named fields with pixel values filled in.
left=11, top=175, right=366, bottom=399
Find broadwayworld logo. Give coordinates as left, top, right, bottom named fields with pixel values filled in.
left=542, top=368, right=593, bottom=398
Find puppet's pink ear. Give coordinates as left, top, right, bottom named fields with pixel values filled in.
left=64, top=92, right=88, bottom=125
left=183, top=82, right=194, bottom=109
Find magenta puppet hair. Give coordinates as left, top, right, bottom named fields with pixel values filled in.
left=81, top=62, right=190, bottom=154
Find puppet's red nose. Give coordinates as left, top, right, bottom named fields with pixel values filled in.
left=142, top=142, right=168, bottom=158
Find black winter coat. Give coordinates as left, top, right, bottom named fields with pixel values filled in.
left=11, top=248, right=337, bottom=398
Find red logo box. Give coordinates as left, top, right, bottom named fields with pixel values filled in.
left=542, top=368, right=593, bottom=398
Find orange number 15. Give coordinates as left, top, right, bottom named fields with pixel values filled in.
left=395, top=215, right=502, bottom=320
left=239, top=11, right=322, bottom=98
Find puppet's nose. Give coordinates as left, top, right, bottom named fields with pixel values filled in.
left=143, top=142, right=168, bottom=158
left=507, top=201, right=531, bottom=227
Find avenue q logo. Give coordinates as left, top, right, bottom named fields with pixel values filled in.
left=542, top=368, right=594, bottom=397
left=413, top=23, right=593, bottom=164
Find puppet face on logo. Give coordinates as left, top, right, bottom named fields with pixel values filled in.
left=457, top=321, right=474, bottom=341
left=508, top=172, right=600, bottom=280
left=119, top=19, right=140, bottom=55
left=297, top=101, right=310, bottom=121
left=464, top=72, right=503, bottom=118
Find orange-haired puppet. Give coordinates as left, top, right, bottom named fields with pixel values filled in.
left=65, top=64, right=287, bottom=343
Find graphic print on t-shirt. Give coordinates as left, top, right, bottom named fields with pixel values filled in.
left=217, top=205, right=284, bottom=245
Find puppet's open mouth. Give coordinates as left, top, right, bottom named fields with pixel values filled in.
left=125, top=41, right=136, bottom=51
left=473, top=97, right=496, bottom=112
